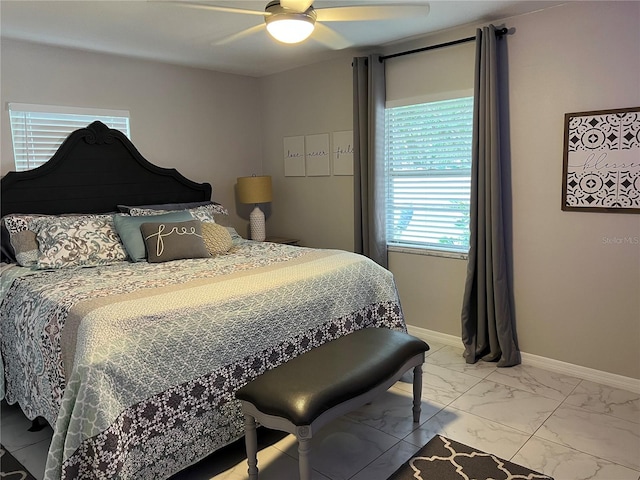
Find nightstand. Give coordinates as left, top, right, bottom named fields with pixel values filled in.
left=266, top=236, right=300, bottom=246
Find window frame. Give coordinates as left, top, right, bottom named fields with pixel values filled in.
left=384, top=93, right=474, bottom=259
left=8, top=103, right=130, bottom=172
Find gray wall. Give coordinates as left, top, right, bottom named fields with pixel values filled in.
left=501, top=1, right=639, bottom=379
left=0, top=38, right=263, bottom=231
left=259, top=56, right=355, bottom=250
left=260, top=1, right=640, bottom=380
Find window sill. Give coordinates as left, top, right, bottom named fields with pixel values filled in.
left=387, top=245, right=468, bottom=260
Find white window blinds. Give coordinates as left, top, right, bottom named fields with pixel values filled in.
left=385, top=96, right=473, bottom=254
left=8, top=103, right=130, bottom=171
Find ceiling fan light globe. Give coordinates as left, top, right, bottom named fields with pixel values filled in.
left=266, top=17, right=315, bottom=44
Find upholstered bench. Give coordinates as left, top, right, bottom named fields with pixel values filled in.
left=235, top=328, right=430, bottom=480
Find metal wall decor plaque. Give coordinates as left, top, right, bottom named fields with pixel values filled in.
left=562, top=106, right=640, bottom=213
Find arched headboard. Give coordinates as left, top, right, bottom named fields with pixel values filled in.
left=1, top=121, right=212, bottom=217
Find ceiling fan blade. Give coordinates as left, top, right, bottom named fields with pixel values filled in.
left=212, top=24, right=265, bottom=46
left=316, top=4, right=430, bottom=22
left=173, top=2, right=268, bottom=17
left=313, top=23, right=353, bottom=50
left=280, top=0, right=313, bottom=11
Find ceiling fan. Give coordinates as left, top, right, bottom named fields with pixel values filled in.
left=172, top=0, right=430, bottom=48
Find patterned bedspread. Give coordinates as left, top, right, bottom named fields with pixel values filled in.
left=0, top=240, right=405, bottom=479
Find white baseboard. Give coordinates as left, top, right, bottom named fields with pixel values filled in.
left=406, top=325, right=640, bottom=394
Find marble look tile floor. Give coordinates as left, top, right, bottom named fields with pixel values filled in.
left=2, top=342, right=639, bottom=480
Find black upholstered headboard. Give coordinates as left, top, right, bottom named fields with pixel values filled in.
left=1, top=121, right=212, bottom=217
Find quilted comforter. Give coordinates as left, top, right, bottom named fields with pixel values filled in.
left=0, top=239, right=405, bottom=479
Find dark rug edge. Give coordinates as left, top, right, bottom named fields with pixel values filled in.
left=1, top=444, right=38, bottom=480
left=388, top=434, right=554, bottom=480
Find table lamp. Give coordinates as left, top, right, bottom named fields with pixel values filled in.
left=237, top=175, right=272, bottom=241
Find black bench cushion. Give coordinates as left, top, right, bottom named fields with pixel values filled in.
left=235, top=328, right=429, bottom=426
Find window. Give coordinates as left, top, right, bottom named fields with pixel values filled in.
left=384, top=96, right=473, bottom=256
left=8, top=103, right=130, bottom=171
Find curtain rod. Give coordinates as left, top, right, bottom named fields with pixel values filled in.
left=379, top=27, right=508, bottom=62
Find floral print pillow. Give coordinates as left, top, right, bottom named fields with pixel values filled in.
left=2, top=214, right=44, bottom=267
left=128, top=204, right=228, bottom=223
left=32, top=215, right=128, bottom=269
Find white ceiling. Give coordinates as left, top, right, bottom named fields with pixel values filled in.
left=0, top=0, right=562, bottom=77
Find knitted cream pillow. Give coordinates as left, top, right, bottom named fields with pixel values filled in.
left=201, top=222, right=233, bottom=256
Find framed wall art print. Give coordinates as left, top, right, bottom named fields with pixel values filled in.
left=562, top=106, right=640, bottom=213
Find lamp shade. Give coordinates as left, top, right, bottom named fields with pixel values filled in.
left=237, top=175, right=272, bottom=204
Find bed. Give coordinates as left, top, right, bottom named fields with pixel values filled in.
left=0, top=121, right=406, bottom=479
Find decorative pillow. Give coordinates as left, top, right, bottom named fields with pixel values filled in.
left=32, top=215, right=127, bottom=269
left=113, top=211, right=194, bottom=262
left=2, top=214, right=44, bottom=267
left=201, top=222, right=233, bottom=256
left=140, top=220, right=210, bottom=263
left=128, top=203, right=229, bottom=223
left=9, top=230, right=38, bottom=266
left=117, top=201, right=216, bottom=214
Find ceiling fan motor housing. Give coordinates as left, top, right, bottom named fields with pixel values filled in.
left=265, top=0, right=316, bottom=16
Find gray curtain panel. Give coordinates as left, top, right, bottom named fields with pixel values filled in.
left=461, top=26, right=520, bottom=367
left=352, top=55, right=387, bottom=268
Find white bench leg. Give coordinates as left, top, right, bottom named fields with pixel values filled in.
left=412, top=365, right=422, bottom=423
left=244, top=414, right=259, bottom=479
left=298, top=437, right=312, bottom=480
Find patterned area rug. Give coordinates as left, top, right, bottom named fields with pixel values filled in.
left=0, top=444, right=37, bottom=480
left=389, top=435, right=553, bottom=480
